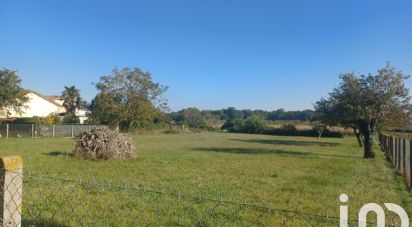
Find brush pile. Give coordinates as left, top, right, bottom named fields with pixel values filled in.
left=73, top=128, right=135, bottom=160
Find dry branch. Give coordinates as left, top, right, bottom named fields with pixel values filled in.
left=73, top=128, right=135, bottom=160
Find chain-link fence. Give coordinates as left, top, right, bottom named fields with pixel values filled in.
left=0, top=123, right=107, bottom=138
left=0, top=167, right=396, bottom=226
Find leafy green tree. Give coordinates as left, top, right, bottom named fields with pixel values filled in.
left=221, top=118, right=245, bottom=132
left=176, top=108, right=206, bottom=129
left=90, top=67, right=168, bottom=131
left=61, top=86, right=82, bottom=114
left=0, top=69, right=28, bottom=118
left=315, top=63, right=411, bottom=158
left=223, top=107, right=244, bottom=120
left=243, top=115, right=267, bottom=133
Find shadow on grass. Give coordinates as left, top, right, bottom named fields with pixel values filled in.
left=194, top=147, right=361, bottom=159
left=194, top=147, right=310, bottom=156
left=230, top=138, right=340, bottom=147
left=23, top=219, right=69, bottom=227
left=42, top=151, right=74, bottom=157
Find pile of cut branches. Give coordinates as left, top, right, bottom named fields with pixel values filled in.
left=73, top=128, right=135, bottom=160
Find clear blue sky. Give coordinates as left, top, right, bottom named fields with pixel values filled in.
left=1, top=0, right=411, bottom=111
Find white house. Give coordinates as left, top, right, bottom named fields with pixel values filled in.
left=1, top=91, right=66, bottom=118
left=75, top=109, right=91, bottom=124
left=47, top=96, right=91, bottom=124
left=1, top=90, right=92, bottom=124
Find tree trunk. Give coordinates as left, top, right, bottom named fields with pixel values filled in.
left=358, top=121, right=375, bottom=158
left=352, top=127, right=363, bottom=147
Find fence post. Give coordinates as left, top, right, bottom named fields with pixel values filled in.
left=52, top=125, right=55, bottom=138
left=0, top=156, right=23, bottom=227
left=6, top=124, right=9, bottom=139
left=31, top=124, right=34, bottom=139
left=410, top=140, right=412, bottom=189
left=71, top=125, right=74, bottom=138
left=406, top=140, right=411, bottom=188
left=392, top=136, right=398, bottom=167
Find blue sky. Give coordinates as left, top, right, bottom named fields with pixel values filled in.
left=1, top=0, right=411, bottom=111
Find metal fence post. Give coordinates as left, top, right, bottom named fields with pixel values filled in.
left=31, top=124, right=34, bottom=139
left=52, top=125, right=55, bottom=138
left=0, top=156, right=23, bottom=227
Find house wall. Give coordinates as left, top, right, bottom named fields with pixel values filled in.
left=3, top=93, right=66, bottom=118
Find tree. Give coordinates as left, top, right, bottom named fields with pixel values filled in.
left=315, top=63, right=411, bottom=158
left=0, top=69, right=28, bottom=118
left=243, top=115, right=267, bottom=133
left=90, top=67, right=168, bottom=131
left=61, top=86, right=82, bottom=114
left=221, top=118, right=245, bottom=132
left=176, top=108, right=206, bottom=129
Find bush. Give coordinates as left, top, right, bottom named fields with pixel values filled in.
left=263, top=127, right=343, bottom=138
left=63, top=113, right=80, bottom=124
left=243, top=116, right=267, bottom=133
left=282, top=124, right=297, bottom=131
left=73, top=128, right=135, bottom=160
left=221, top=119, right=245, bottom=132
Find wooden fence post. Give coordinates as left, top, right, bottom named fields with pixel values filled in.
left=406, top=139, right=411, bottom=188
left=52, top=125, right=55, bottom=138
left=0, top=156, right=23, bottom=227
left=393, top=136, right=397, bottom=165
left=31, top=124, right=34, bottom=139
left=6, top=124, right=9, bottom=139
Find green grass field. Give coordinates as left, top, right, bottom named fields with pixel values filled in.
left=0, top=132, right=411, bottom=226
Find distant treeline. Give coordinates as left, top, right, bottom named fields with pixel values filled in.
left=168, top=107, right=342, bottom=138
left=169, top=107, right=314, bottom=124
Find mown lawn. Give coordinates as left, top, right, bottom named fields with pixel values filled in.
left=0, top=132, right=411, bottom=226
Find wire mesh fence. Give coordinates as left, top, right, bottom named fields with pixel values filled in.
left=0, top=168, right=399, bottom=226
left=0, top=123, right=107, bottom=138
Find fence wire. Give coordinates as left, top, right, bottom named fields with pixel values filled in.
left=0, top=123, right=107, bottom=138
left=0, top=169, right=400, bottom=226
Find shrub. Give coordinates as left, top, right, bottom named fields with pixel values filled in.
left=221, top=119, right=245, bottom=132
left=282, top=124, right=297, bottom=131
left=63, top=113, right=80, bottom=124
left=243, top=116, right=267, bottom=133
left=73, top=128, right=135, bottom=160
left=263, top=127, right=343, bottom=138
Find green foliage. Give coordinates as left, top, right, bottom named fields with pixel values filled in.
left=221, top=119, right=245, bottom=132
left=13, top=117, right=35, bottom=123
left=315, top=63, right=411, bottom=158
left=176, top=108, right=206, bottom=129
left=264, top=127, right=343, bottom=138
left=243, top=116, right=267, bottom=133
left=0, top=69, right=28, bottom=117
left=170, top=107, right=314, bottom=124
left=89, top=67, right=168, bottom=131
left=61, top=86, right=82, bottom=114
left=62, top=113, right=80, bottom=124
left=282, top=124, right=297, bottom=131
